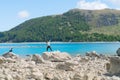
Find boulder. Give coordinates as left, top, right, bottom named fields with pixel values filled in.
left=72, top=73, right=83, bottom=80
left=65, top=60, right=79, bottom=66
left=45, top=73, right=54, bottom=80
left=0, top=56, right=16, bottom=64
left=5, top=74, right=13, bottom=80
left=45, top=72, right=60, bottom=80
left=106, top=63, right=110, bottom=71
left=0, top=57, right=5, bottom=64
left=116, top=48, right=120, bottom=56
left=42, top=51, right=71, bottom=62
left=80, top=56, right=90, bottom=62
left=31, top=72, right=44, bottom=80
left=56, top=61, right=76, bottom=71
left=2, top=52, right=18, bottom=59
left=86, top=51, right=100, bottom=58
left=83, top=72, right=96, bottom=80
left=31, top=54, right=44, bottom=63
left=56, top=63, right=74, bottom=71
left=107, top=56, right=120, bottom=74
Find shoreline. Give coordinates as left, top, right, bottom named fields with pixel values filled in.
left=0, top=41, right=120, bottom=44
left=0, top=50, right=117, bottom=58
left=0, top=42, right=119, bottom=59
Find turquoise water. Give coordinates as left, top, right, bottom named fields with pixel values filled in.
left=0, top=42, right=120, bottom=56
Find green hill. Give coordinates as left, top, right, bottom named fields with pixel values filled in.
left=0, top=8, right=120, bottom=42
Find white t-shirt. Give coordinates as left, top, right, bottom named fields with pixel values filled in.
left=47, top=41, right=50, bottom=46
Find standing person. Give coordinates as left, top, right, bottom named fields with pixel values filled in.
left=46, top=40, right=52, bottom=51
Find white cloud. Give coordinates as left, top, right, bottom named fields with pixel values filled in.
left=116, top=8, right=120, bottom=10
left=76, top=0, right=109, bottom=10
left=108, top=0, right=120, bottom=4
left=18, top=10, right=30, bottom=18
left=107, top=0, right=120, bottom=6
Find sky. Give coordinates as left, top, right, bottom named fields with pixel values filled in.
left=0, top=0, right=120, bottom=32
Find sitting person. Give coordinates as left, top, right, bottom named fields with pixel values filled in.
left=9, top=48, right=13, bottom=52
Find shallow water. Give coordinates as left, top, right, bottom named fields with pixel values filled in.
left=0, top=42, right=120, bottom=56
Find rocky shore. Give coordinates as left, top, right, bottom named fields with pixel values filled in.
left=0, top=51, right=120, bottom=80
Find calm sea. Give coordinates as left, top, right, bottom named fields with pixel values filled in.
left=0, top=42, right=120, bottom=56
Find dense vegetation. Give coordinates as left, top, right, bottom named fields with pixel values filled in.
left=0, top=8, right=120, bottom=42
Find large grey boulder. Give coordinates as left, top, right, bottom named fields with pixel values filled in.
left=107, top=56, right=120, bottom=74
left=42, top=51, right=71, bottom=62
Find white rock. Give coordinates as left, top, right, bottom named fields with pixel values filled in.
left=111, top=76, right=120, bottom=80
left=5, top=74, right=13, bottom=80
left=56, top=63, right=74, bottom=71
left=42, top=51, right=71, bottom=62
left=45, top=73, right=54, bottom=80
left=2, top=52, right=18, bottom=59
left=72, top=73, right=83, bottom=80
left=86, top=51, right=100, bottom=58
left=31, top=72, right=43, bottom=80
left=31, top=54, right=44, bottom=63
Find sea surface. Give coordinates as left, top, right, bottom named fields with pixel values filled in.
left=0, top=42, right=120, bottom=56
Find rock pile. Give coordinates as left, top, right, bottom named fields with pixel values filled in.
left=0, top=51, right=119, bottom=80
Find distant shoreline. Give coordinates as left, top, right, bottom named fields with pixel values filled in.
left=0, top=41, right=119, bottom=44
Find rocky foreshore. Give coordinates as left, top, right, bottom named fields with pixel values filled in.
left=0, top=51, right=120, bottom=80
